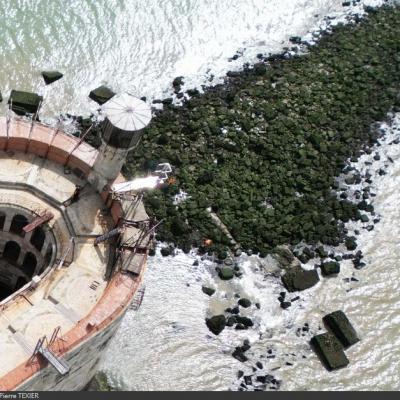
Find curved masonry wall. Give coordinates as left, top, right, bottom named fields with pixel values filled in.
left=0, top=116, right=146, bottom=390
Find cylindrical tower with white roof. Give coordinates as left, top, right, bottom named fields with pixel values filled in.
left=88, top=93, right=152, bottom=193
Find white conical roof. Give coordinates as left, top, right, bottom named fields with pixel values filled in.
left=102, top=93, right=152, bottom=131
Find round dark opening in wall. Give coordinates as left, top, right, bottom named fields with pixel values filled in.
left=0, top=206, right=56, bottom=302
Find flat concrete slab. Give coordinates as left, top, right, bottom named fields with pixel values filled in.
left=323, top=310, right=359, bottom=348
left=311, top=333, right=349, bottom=371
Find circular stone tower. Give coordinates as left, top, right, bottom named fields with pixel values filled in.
left=88, top=93, right=152, bottom=193
left=0, top=92, right=152, bottom=391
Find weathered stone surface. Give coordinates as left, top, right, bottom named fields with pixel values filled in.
left=311, top=333, right=349, bottom=371
left=41, top=70, right=63, bottom=85
left=323, top=310, right=359, bottom=348
left=206, top=315, right=226, bottom=335
left=89, top=85, right=115, bottom=104
left=281, top=266, right=319, bottom=292
left=8, top=90, right=43, bottom=115
left=320, top=261, right=340, bottom=276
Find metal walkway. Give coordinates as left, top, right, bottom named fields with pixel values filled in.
left=38, top=346, right=70, bottom=376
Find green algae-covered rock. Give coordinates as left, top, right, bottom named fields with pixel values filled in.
left=8, top=90, right=43, bottom=115
left=323, top=310, right=359, bottom=348
left=320, top=261, right=340, bottom=276
left=202, top=286, right=216, bottom=296
left=217, top=267, right=234, bottom=280
left=89, top=85, right=115, bottom=104
left=311, top=333, right=349, bottom=371
left=282, top=266, right=319, bottom=292
left=125, top=5, right=400, bottom=256
left=41, top=70, right=63, bottom=85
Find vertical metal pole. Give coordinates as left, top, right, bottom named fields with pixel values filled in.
left=45, top=120, right=60, bottom=159
left=5, top=100, right=12, bottom=152
left=26, top=100, right=42, bottom=153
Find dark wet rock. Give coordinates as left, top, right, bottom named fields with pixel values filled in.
left=238, top=298, right=252, bottom=308
left=316, top=246, right=329, bottom=259
left=311, top=333, right=349, bottom=371
left=162, top=98, right=173, bottom=105
left=282, top=266, right=320, bottom=292
left=231, top=306, right=240, bottom=315
left=237, top=370, right=244, bottom=379
left=193, top=260, right=199, bottom=266
left=232, top=348, right=248, bottom=362
left=148, top=248, right=156, bottom=256
left=235, top=323, right=247, bottom=330
left=202, top=286, right=215, bottom=296
left=217, top=267, right=234, bottom=280
left=205, top=315, right=226, bottom=335
left=345, top=237, right=357, bottom=251
left=226, top=316, right=237, bottom=327
left=236, top=316, right=254, bottom=327
left=291, top=296, right=300, bottom=302
left=241, top=341, right=251, bottom=352
left=41, top=70, right=63, bottom=85
left=160, top=247, right=172, bottom=257
left=256, top=375, right=274, bottom=384
left=89, top=85, right=115, bottom=104
left=256, top=361, right=263, bottom=369
left=255, top=302, right=261, bottom=309
left=8, top=90, right=43, bottom=115
left=281, top=301, right=291, bottom=310
left=320, top=261, right=340, bottom=276
left=244, top=376, right=252, bottom=386
left=323, top=310, right=359, bottom=348
left=289, top=36, right=302, bottom=44
left=172, top=76, right=184, bottom=90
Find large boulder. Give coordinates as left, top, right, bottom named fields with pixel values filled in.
left=323, top=310, right=359, bottom=348
left=89, top=85, right=115, bottom=104
left=206, top=315, right=226, bottom=335
left=8, top=90, right=43, bottom=115
left=281, top=266, right=319, bottom=292
left=41, top=70, right=63, bottom=85
left=311, top=333, right=349, bottom=371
